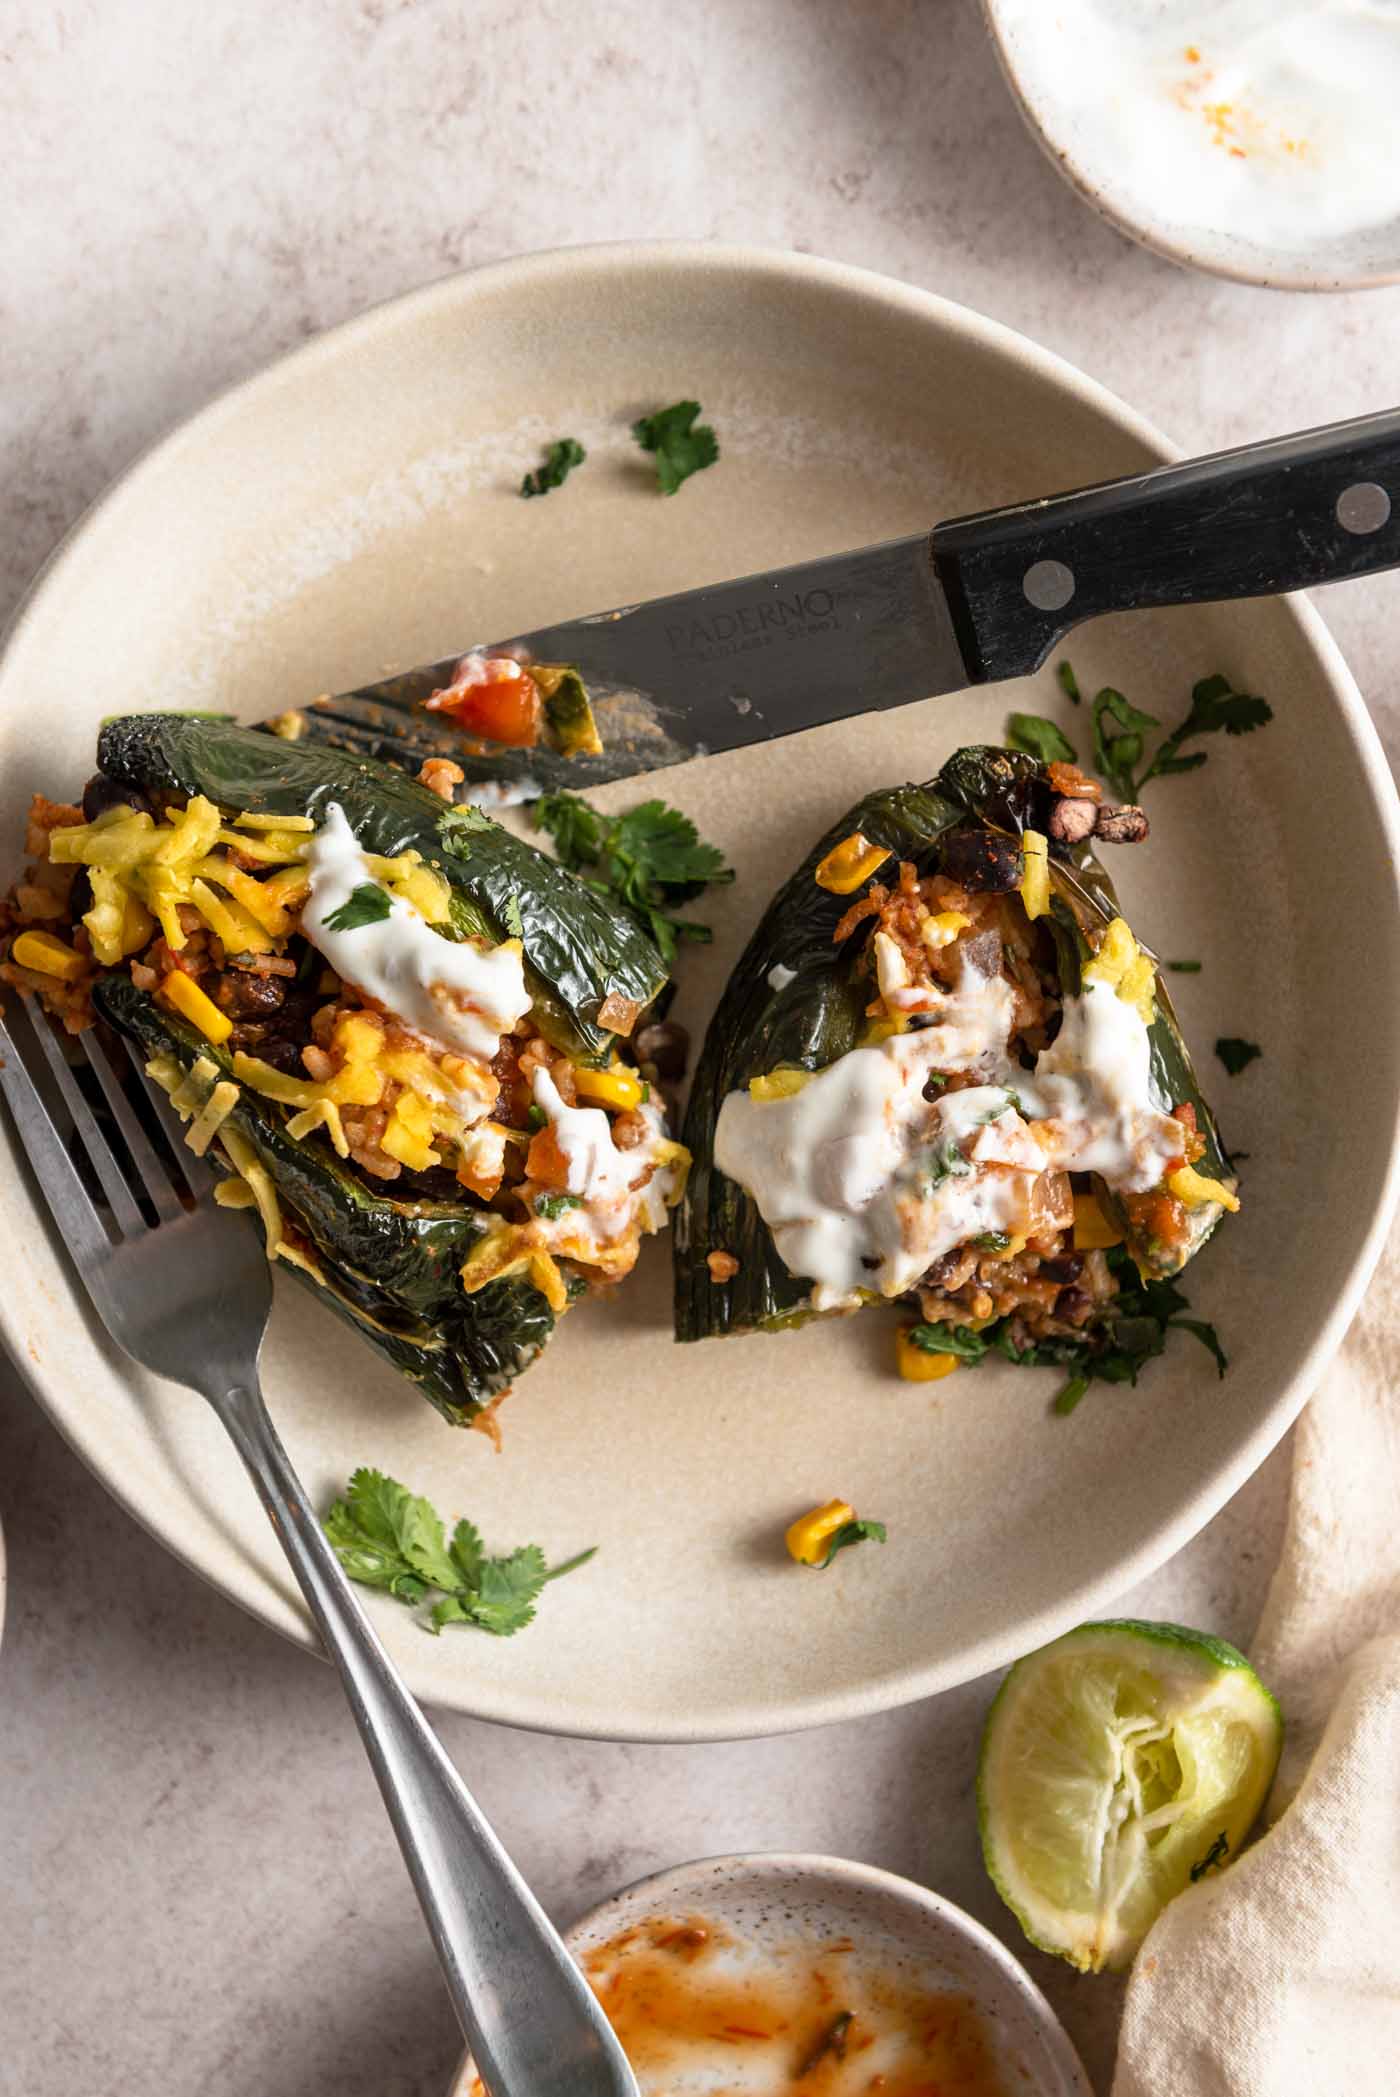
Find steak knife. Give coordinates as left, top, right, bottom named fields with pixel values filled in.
left=284, top=406, right=1400, bottom=797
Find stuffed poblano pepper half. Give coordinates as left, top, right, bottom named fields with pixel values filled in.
left=4, top=716, right=687, bottom=1427
left=676, top=746, right=1236, bottom=1397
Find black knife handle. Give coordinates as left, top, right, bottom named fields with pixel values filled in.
left=930, top=407, right=1400, bottom=685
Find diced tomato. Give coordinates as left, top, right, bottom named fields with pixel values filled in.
left=426, top=657, right=543, bottom=747
left=526, top=1125, right=571, bottom=1187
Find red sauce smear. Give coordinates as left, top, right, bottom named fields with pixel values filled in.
left=576, top=1914, right=1013, bottom=2097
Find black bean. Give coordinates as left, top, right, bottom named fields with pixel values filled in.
left=939, top=828, right=1023, bottom=893
left=81, top=773, right=154, bottom=822
left=1039, top=1253, right=1084, bottom=1284
left=634, top=1019, right=690, bottom=1081
left=214, top=970, right=287, bottom=1019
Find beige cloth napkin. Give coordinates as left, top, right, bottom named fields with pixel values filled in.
left=1113, top=1220, right=1400, bottom=2096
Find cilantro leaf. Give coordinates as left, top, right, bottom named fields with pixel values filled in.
left=520, top=436, right=586, bottom=499
left=1006, top=712, right=1078, bottom=765
left=323, top=882, right=393, bottom=933
left=1091, top=687, right=1159, bottom=803
left=323, top=1472, right=593, bottom=1638
left=1139, top=674, right=1273, bottom=789
left=501, top=892, right=524, bottom=940
left=1056, top=660, right=1082, bottom=706
left=908, top=1322, right=989, bottom=1362
left=1216, top=1036, right=1262, bottom=1076
left=467, top=1545, right=551, bottom=1635
left=631, top=400, right=719, bottom=495
left=437, top=802, right=495, bottom=848
left=1080, top=668, right=1273, bottom=799
left=534, top=1192, right=583, bottom=1220
left=534, top=790, right=732, bottom=963
left=813, top=1518, right=887, bottom=1570
left=1173, top=1317, right=1229, bottom=1378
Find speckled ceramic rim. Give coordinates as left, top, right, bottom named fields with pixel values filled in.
left=448, top=1850, right=1092, bottom=2097
left=2, top=241, right=1399, bottom=1740
left=977, top=0, right=1400, bottom=292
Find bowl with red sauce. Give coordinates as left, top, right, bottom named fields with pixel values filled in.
left=450, top=1853, right=1089, bottom=2097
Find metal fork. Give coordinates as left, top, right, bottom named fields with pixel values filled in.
left=0, top=992, right=639, bottom=2097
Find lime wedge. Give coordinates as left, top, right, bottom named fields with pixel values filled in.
left=978, top=1618, right=1283, bottom=1972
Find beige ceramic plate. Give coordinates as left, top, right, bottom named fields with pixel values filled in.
left=1, top=244, right=1397, bottom=1740
left=449, top=1853, right=1091, bottom=2097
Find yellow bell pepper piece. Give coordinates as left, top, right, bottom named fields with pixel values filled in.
left=10, top=930, right=86, bottom=981
left=1085, top=916, right=1136, bottom=989
left=896, top=1329, right=961, bottom=1381
left=814, top=832, right=892, bottom=895
left=748, top=1066, right=812, bottom=1101
left=1072, top=1193, right=1123, bottom=1250
left=1168, top=1164, right=1240, bottom=1214
left=574, top=1065, right=645, bottom=1111
left=159, top=969, right=233, bottom=1045
left=785, top=1499, right=857, bottom=1566
left=1019, top=829, right=1050, bottom=920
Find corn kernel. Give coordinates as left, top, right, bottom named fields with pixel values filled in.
left=922, top=909, right=971, bottom=951
left=1119, top=951, right=1157, bottom=1025
left=1073, top=1193, right=1124, bottom=1250
left=815, top=832, right=892, bottom=895
left=1019, top=829, right=1050, bottom=920
left=785, top=1499, right=856, bottom=1566
left=748, top=1066, right=812, bottom=1101
left=1085, top=915, right=1137, bottom=989
left=573, top=1065, right=644, bottom=1111
left=896, top=1329, right=961, bottom=1381
left=159, top=969, right=233, bottom=1045
left=1168, top=1164, right=1240, bottom=1214
left=10, top=930, right=86, bottom=981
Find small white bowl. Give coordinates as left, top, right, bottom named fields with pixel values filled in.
left=449, top=1852, right=1089, bottom=2097
left=982, top=0, right=1400, bottom=289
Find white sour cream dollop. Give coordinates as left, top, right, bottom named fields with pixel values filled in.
left=301, top=803, right=531, bottom=1065
left=714, top=958, right=1184, bottom=1309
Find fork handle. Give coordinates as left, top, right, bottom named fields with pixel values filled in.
left=215, top=1380, right=634, bottom=2097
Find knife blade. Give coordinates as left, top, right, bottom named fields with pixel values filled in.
left=284, top=404, right=1400, bottom=798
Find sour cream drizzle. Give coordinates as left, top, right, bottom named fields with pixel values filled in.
left=714, top=960, right=1184, bottom=1310
left=531, top=1068, right=676, bottom=1245
left=302, top=803, right=530, bottom=1065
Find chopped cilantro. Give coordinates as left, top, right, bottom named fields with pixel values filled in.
left=520, top=436, right=586, bottom=499
left=631, top=400, right=719, bottom=495
left=525, top=1103, right=547, bottom=1130
left=1006, top=712, right=1078, bottom=765
left=1091, top=686, right=1159, bottom=803
left=501, top=892, right=525, bottom=940
left=534, top=790, right=733, bottom=963
left=324, top=1468, right=593, bottom=1637
left=534, top=1192, right=583, bottom=1220
left=1216, top=1037, right=1262, bottom=1076
left=1053, top=1374, right=1090, bottom=1416
left=972, top=1231, right=1012, bottom=1252
left=811, top=1518, right=887, bottom=1570
left=1056, top=660, right=1083, bottom=706
left=322, top=882, right=393, bottom=933
left=1062, top=659, right=1273, bottom=799
left=1165, top=959, right=1202, bottom=973
left=908, top=1323, right=989, bottom=1362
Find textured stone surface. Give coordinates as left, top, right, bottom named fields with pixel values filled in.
left=3, top=3, right=1396, bottom=2093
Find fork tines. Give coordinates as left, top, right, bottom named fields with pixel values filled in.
left=0, top=995, right=209, bottom=1243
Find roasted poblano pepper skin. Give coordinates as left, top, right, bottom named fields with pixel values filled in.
left=675, top=746, right=1231, bottom=1342
left=94, top=974, right=552, bottom=1426
left=96, top=714, right=667, bottom=1063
